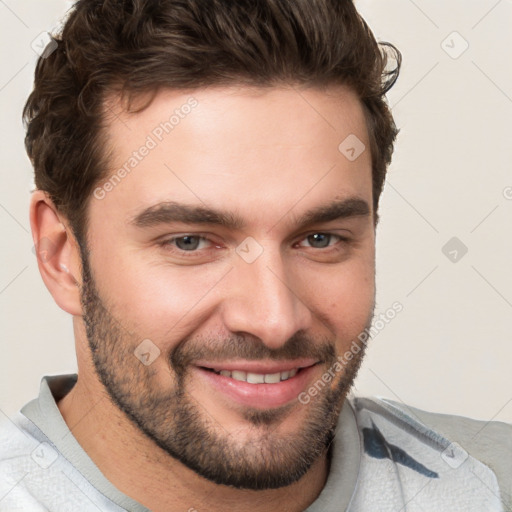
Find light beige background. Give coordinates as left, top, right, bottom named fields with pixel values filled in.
left=1, top=0, right=511, bottom=423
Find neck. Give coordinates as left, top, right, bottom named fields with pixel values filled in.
left=57, top=374, right=330, bottom=512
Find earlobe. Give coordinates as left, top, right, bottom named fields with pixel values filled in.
left=30, top=190, right=83, bottom=316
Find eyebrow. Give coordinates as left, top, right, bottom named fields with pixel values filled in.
left=128, top=197, right=370, bottom=231
left=129, top=202, right=244, bottom=230
left=294, top=197, right=370, bottom=228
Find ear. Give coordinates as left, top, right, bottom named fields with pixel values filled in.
left=30, top=190, right=83, bottom=316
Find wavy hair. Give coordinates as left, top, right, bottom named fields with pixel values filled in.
left=23, top=0, right=401, bottom=244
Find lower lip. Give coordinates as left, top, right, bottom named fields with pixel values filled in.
left=193, top=365, right=318, bottom=409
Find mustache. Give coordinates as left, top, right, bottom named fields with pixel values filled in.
left=170, top=330, right=337, bottom=374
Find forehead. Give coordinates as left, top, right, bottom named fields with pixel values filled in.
left=93, top=85, right=372, bottom=232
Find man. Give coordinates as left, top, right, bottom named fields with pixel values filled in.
left=0, top=0, right=510, bottom=510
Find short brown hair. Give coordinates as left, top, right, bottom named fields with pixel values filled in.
left=23, top=0, right=400, bottom=246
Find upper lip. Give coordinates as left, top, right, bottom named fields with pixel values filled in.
left=195, top=359, right=319, bottom=374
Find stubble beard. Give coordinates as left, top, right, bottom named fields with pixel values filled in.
left=78, top=247, right=372, bottom=490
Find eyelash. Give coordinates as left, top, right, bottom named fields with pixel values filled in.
left=158, top=232, right=349, bottom=258
left=158, top=235, right=220, bottom=258
left=295, top=233, right=349, bottom=249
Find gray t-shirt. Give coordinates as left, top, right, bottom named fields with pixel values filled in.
left=0, top=375, right=510, bottom=511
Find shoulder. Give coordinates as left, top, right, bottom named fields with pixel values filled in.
left=351, top=396, right=512, bottom=508
left=396, top=399, right=512, bottom=501
left=0, top=411, right=49, bottom=511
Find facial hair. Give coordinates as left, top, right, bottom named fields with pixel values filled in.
left=78, top=246, right=373, bottom=490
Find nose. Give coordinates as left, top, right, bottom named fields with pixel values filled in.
left=219, top=247, right=312, bottom=350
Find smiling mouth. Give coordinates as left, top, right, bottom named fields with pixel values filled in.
left=201, top=367, right=301, bottom=384
left=195, top=361, right=320, bottom=409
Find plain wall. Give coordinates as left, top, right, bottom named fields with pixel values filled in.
left=1, top=0, right=511, bottom=423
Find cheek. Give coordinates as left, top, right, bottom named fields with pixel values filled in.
left=297, top=254, right=375, bottom=340
left=89, top=229, right=374, bottom=349
left=93, top=246, right=227, bottom=343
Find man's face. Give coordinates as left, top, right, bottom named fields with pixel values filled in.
left=79, top=85, right=375, bottom=489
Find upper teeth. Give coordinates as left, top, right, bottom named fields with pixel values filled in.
left=216, top=369, right=298, bottom=384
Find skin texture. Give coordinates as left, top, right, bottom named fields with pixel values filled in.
left=30, top=84, right=376, bottom=512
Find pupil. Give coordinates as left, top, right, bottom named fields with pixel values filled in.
left=308, top=233, right=330, bottom=248
left=176, top=236, right=200, bottom=250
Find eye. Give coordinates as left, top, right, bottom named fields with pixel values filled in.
left=163, top=235, right=214, bottom=252
left=297, top=233, right=344, bottom=249
left=157, top=233, right=225, bottom=265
